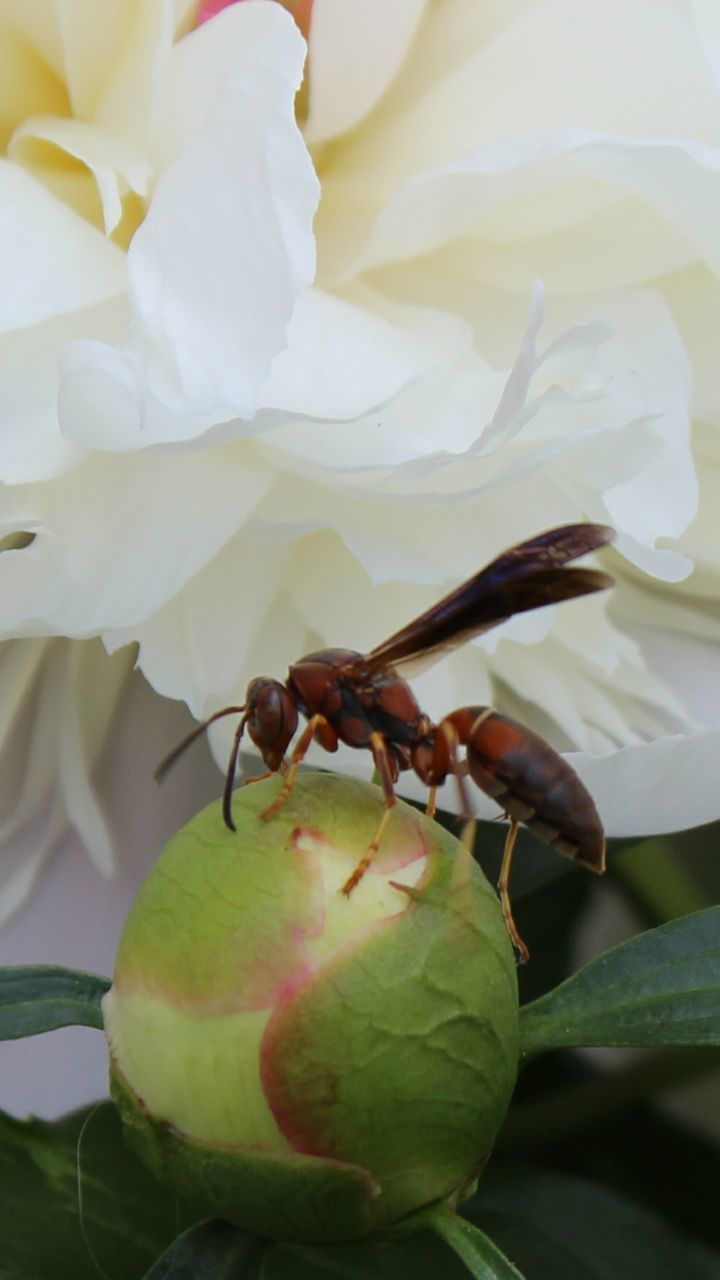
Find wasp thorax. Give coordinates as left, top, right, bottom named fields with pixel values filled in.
left=104, top=773, right=519, bottom=1244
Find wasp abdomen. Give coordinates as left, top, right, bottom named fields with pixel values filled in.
left=466, top=710, right=606, bottom=873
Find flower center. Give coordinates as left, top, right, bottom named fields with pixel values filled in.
left=195, top=0, right=313, bottom=40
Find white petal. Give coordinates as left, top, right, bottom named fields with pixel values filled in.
left=570, top=730, right=720, bottom=837
left=0, top=836, right=61, bottom=928
left=0, top=449, right=274, bottom=634
left=304, top=0, right=428, bottom=143
left=0, top=297, right=130, bottom=484
left=256, top=286, right=696, bottom=588
left=108, top=537, right=308, bottom=709
left=55, top=641, right=134, bottom=875
left=57, top=337, right=226, bottom=451
left=258, top=284, right=471, bottom=419
left=127, top=1, right=319, bottom=417
left=0, top=637, right=132, bottom=920
left=0, top=160, right=125, bottom=332
left=687, top=0, right=720, bottom=82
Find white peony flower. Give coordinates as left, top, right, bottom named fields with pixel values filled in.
left=1, top=0, right=720, bottom=919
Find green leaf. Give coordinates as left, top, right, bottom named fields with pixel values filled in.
left=0, top=965, right=111, bottom=1040
left=0, top=1102, right=203, bottom=1279
left=144, top=1219, right=267, bottom=1278
left=519, top=907, right=720, bottom=1056
left=422, top=1205, right=526, bottom=1279
left=468, top=1166, right=720, bottom=1280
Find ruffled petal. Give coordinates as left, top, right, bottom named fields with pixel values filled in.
left=127, top=1, right=319, bottom=416
left=9, top=114, right=150, bottom=233
left=0, top=160, right=125, bottom=332
left=0, top=448, right=274, bottom=634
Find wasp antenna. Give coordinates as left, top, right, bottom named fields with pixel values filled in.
left=222, top=712, right=250, bottom=831
left=155, top=706, right=246, bottom=783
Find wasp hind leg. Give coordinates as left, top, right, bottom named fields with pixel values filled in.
left=497, top=818, right=529, bottom=965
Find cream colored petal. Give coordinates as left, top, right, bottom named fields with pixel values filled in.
left=0, top=19, right=68, bottom=148
left=320, top=0, right=720, bottom=201
left=54, top=0, right=139, bottom=122
left=304, top=0, right=427, bottom=143
left=0, top=2, right=64, bottom=81
left=338, top=134, right=718, bottom=287
left=0, top=161, right=125, bottom=332
left=9, top=113, right=150, bottom=233
left=92, top=0, right=175, bottom=154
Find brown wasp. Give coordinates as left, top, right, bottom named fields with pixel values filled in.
left=158, top=523, right=614, bottom=960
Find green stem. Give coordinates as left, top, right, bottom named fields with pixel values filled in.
left=611, top=839, right=710, bottom=926
left=500, top=1046, right=720, bottom=1153
left=419, top=1203, right=526, bottom=1280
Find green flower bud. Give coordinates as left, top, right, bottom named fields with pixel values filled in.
left=104, top=773, right=518, bottom=1243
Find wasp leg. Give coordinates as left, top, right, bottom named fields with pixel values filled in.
left=241, top=769, right=275, bottom=787
left=342, top=733, right=396, bottom=896
left=497, top=818, right=529, bottom=965
left=260, top=714, right=334, bottom=821
left=425, top=785, right=438, bottom=820
left=432, top=717, right=474, bottom=830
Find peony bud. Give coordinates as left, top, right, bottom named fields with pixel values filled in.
left=104, top=773, right=518, bottom=1243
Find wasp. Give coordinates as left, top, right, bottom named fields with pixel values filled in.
left=158, top=523, right=614, bottom=959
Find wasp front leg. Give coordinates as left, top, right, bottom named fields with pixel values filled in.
left=260, top=714, right=338, bottom=821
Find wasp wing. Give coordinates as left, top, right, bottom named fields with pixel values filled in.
left=363, top=523, right=614, bottom=673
